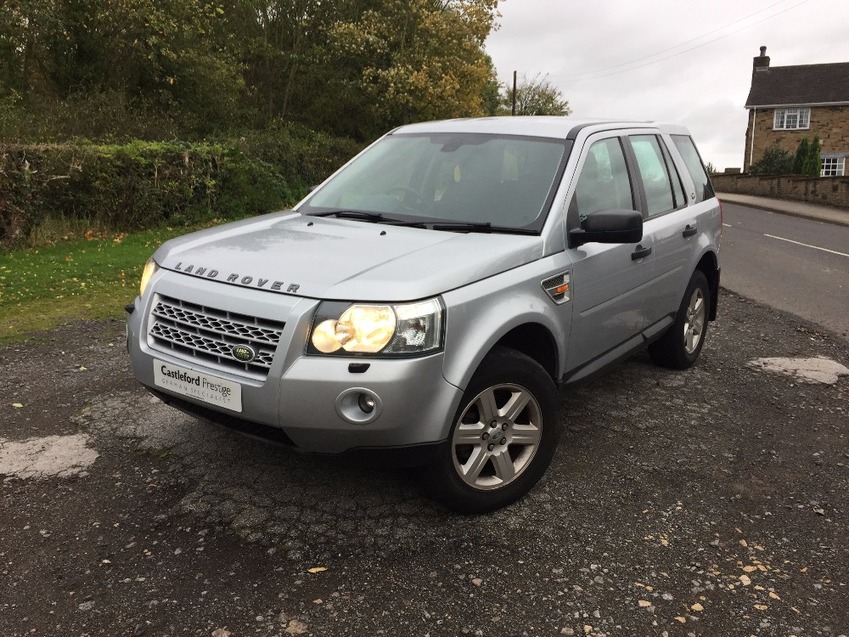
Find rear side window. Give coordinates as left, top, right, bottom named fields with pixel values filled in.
left=672, top=135, right=715, bottom=203
left=629, top=135, right=683, bottom=217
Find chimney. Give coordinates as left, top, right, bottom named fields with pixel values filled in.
left=753, top=45, right=770, bottom=72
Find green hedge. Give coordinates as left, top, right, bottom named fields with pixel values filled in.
left=0, top=125, right=361, bottom=247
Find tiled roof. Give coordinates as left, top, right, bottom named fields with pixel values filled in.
left=745, top=62, right=849, bottom=107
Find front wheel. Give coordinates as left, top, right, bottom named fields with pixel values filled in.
left=649, top=270, right=710, bottom=369
left=426, top=347, right=560, bottom=513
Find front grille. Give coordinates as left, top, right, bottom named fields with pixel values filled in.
left=148, top=295, right=285, bottom=379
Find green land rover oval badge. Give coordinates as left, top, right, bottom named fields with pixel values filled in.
left=231, top=344, right=256, bottom=363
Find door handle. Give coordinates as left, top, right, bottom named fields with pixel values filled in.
left=631, top=245, right=652, bottom=260
left=682, top=224, right=697, bottom=238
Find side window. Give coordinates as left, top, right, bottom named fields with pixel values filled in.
left=573, top=138, right=633, bottom=220
left=660, top=139, right=688, bottom=209
left=671, top=134, right=715, bottom=203
left=629, top=135, right=678, bottom=217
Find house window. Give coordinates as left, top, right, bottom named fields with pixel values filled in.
left=773, top=108, right=810, bottom=130
left=821, top=156, right=845, bottom=177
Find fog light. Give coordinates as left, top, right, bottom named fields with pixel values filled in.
left=335, top=388, right=382, bottom=425
left=357, top=393, right=376, bottom=414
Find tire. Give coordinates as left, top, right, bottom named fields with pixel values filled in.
left=649, top=270, right=710, bottom=370
left=426, top=346, right=560, bottom=514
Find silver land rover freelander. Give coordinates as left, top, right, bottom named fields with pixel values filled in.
left=127, top=117, right=721, bottom=513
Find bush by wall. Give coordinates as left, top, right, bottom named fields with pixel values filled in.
left=0, top=126, right=362, bottom=248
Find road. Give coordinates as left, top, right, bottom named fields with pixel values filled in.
left=720, top=203, right=849, bottom=341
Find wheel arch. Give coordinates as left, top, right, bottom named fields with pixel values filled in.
left=493, top=323, right=559, bottom=382
left=695, top=250, right=719, bottom=321
left=441, top=305, right=566, bottom=394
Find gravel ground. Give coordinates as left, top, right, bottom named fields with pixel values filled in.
left=1, top=290, right=848, bottom=637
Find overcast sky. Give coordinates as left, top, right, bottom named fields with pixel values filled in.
left=484, top=0, right=849, bottom=171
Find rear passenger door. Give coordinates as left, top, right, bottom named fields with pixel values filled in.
left=625, top=133, right=695, bottom=320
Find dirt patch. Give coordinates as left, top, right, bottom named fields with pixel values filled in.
left=748, top=355, right=849, bottom=384
left=0, top=433, right=99, bottom=479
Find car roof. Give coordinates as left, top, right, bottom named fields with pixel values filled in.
left=391, top=117, right=691, bottom=140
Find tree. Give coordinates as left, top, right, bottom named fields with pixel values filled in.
left=802, top=136, right=822, bottom=177
left=500, top=73, right=571, bottom=116
left=325, top=0, right=500, bottom=137
left=749, top=146, right=793, bottom=176
left=792, top=138, right=809, bottom=174
left=0, top=0, right=247, bottom=137
left=789, top=137, right=822, bottom=177
left=479, top=55, right=501, bottom=116
left=0, top=0, right=505, bottom=141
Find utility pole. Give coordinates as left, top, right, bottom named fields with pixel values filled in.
left=511, top=70, right=517, bottom=116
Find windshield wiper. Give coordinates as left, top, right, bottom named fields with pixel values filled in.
left=429, top=221, right=536, bottom=235
left=307, top=210, right=428, bottom=228
left=307, top=211, right=534, bottom=234
left=308, top=210, right=386, bottom=222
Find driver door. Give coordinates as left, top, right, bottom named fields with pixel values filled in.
left=565, top=134, right=656, bottom=373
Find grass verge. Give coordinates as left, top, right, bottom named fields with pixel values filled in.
left=0, top=224, right=216, bottom=343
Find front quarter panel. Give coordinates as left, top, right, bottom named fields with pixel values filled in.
left=440, top=253, right=574, bottom=392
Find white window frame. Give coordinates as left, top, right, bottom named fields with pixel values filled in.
left=821, top=156, right=845, bottom=177
left=773, top=107, right=811, bottom=130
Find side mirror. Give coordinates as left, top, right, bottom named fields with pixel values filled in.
left=569, top=209, right=643, bottom=247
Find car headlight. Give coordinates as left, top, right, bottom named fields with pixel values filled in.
left=308, top=298, right=443, bottom=357
left=139, top=258, right=158, bottom=297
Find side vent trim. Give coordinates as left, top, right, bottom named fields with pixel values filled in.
left=541, top=272, right=571, bottom=305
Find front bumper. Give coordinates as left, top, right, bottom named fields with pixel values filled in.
left=127, top=271, right=463, bottom=455
left=148, top=388, right=447, bottom=467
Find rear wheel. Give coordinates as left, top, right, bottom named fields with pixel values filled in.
left=649, top=270, right=710, bottom=369
left=427, top=347, right=560, bottom=513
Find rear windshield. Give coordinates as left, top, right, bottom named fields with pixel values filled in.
left=671, top=134, right=715, bottom=203
left=302, top=133, right=572, bottom=233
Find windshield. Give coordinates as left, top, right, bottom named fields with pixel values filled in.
left=301, top=132, right=572, bottom=233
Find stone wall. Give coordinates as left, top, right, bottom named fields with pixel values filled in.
left=712, top=173, right=849, bottom=209
left=743, top=104, right=849, bottom=171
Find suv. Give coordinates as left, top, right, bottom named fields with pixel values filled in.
left=127, top=117, right=720, bottom=513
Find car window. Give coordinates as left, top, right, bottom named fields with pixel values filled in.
left=630, top=135, right=683, bottom=217
left=573, top=138, right=633, bottom=220
left=671, top=134, right=715, bottom=203
left=303, top=133, right=570, bottom=231
left=660, top=138, right=688, bottom=209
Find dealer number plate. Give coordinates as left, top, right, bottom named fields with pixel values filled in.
left=153, top=359, right=242, bottom=412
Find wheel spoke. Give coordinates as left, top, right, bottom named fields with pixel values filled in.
left=683, top=289, right=706, bottom=354
left=453, top=423, right=486, bottom=445
left=491, top=451, right=516, bottom=483
left=461, top=447, right=491, bottom=482
left=501, top=389, right=532, bottom=423
left=685, top=329, right=696, bottom=351
left=476, top=388, right=499, bottom=424
left=692, top=294, right=704, bottom=315
left=509, top=423, right=541, bottom=446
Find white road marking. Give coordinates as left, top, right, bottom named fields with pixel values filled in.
left=722, top=223, right=732, bottom=228
left=763, top=234, right=849, bottom=258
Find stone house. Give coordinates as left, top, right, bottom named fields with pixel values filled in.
left=743, top=46, right=849, bottom=176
